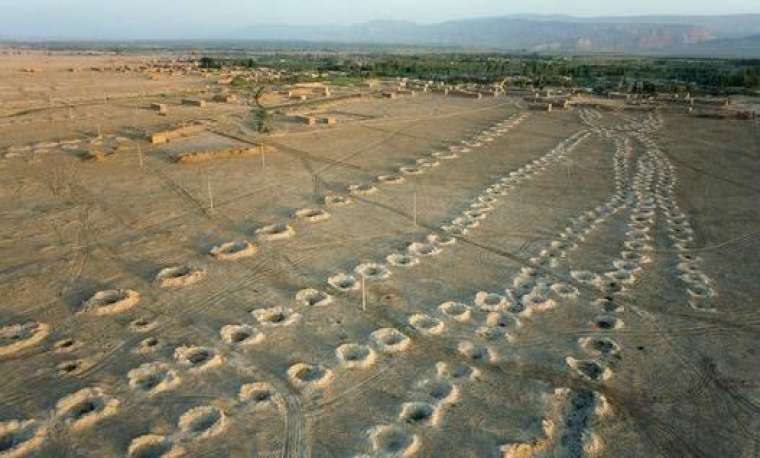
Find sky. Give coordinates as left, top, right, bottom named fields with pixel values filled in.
left=1, top=0, right=759, bottom=39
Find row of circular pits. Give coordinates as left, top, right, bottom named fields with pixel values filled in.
left=565, top=289, right=627, bottom=380
left=153, top=119, right=548, bottom=444
left=417, top=288, right=529, bottom=341
left=326, top=236, right=456, bottom=291
left=554, top=198, right=628, bottom=250
left=288, top=332, right=411, bottom=389
left=111, top=292, right=293, bottom=375
left=412, top=190, right=619, bottom=336
left=570, top=208, right=650, bottom=370
left=648, top=151, right=717, bottom=311
left=209, top=114, right=528, bottom=276
left=316, top=115, right=525, bottom=221
left=123, top=326, right=291, bottom=454
left=538, top=174, right=626, bottom=265
left=60, top=242, right=257, bottom=361
left=456, top=125, right=584, bottom=228
left=370, top=116, right=524, bottom=190
left=615, top=202, right=656, bottom=286
left=129, top=378, right=288, bottom=455
left=341, top=253, right=583, bottom=349
left=553, top=132, right=650, bottom=384
left=283, top=324, right=417, bottom=394
left=513, top=277, right=580, bottom=316
left=128, top=404, right=227, bottom=457
left=587, top=158, right=660, bottom=293
left=26, top=114, right=524, bottom=422
left=57, top=269, right=205, bottom=322
left=0, top=211, right=448, bottom=448
left=0, top=386, right=120, bottom=456
left=606, top=161, right=657, bottom=292
left=360, top=361, right=481, bottom=456
left=618, top=247, right=652, bottom=268
left=16, top=327, right=96, bottom=384
left=123, top=336, right=287, bottom=454
left=441, top=130, right=591, bottom=238
left=506, top=135, right=640, bottom=381
left=3, top=115, right=528, bottom=454
left=410, top=269, right=585, bottom=345
left=498, top=383, right=612, bottom=457
left=310, top=119, right=538, bottom=287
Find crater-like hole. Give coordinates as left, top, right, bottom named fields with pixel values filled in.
left=71, top=400, right=99, bottom=419
left=231, top=331, right=250, bottom=343
left=381, top=334, right=403, bottom=345
left=253, top=391, right=271, bottom=402
left=592, top=339, right=615, bottom=353
left=59, top=361, right=80, bottom=373
left=188, top=350, right=211, bottom=365
left=295, top=366, right=323, bottom=382
left=187, top=411, right=220, bottom=434
left=136, top=374, right=161, bottom=391
left=577, top=361, right=603, bottom=380
left=130, top=441, right=172, bottom=458
left=596, top=317, right=616, bottom=329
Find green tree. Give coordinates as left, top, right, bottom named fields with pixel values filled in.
left=199, top=56, right=219, bottom=69
left=252, top=87, right=272, bottom=134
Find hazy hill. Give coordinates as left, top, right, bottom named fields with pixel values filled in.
left=5, top=13, right=760, bottom=56
left=685, top=33, right=760, bottom=56
left=235, top=15, right=760, bottom=55
left=576, top=14, right=760, bottom=39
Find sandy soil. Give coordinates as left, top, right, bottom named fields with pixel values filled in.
left=1, top=54, right=760, bottom=458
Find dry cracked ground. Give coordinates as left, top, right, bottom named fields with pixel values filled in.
left=1, top=56, right=760, bottom=458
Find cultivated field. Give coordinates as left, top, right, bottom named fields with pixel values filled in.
left=1, top=54, right=760, bottom=457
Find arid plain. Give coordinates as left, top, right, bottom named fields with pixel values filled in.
left=1, top=53, right=760, bottom=457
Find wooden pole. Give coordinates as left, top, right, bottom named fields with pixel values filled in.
left=207, top=175, right=214, bottom=211
left=413, top=190, right=418, bottom=227
left=361, top=274, right=367, bottom=311
left=138, top=144, right=144, bottom=168
left=261, top=143, right=266, bottom=169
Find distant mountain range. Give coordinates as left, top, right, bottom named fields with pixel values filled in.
left=4, top=14, right=760, bottom=56
left=233, top=14, right=760, bottom=56
left=688, top=33, right=760, bottom=54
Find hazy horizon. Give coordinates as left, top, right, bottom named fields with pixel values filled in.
left=1, top=0, right=759, bottom=40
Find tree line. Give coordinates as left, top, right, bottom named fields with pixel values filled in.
left=198, top=54, right=760, bottom=94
